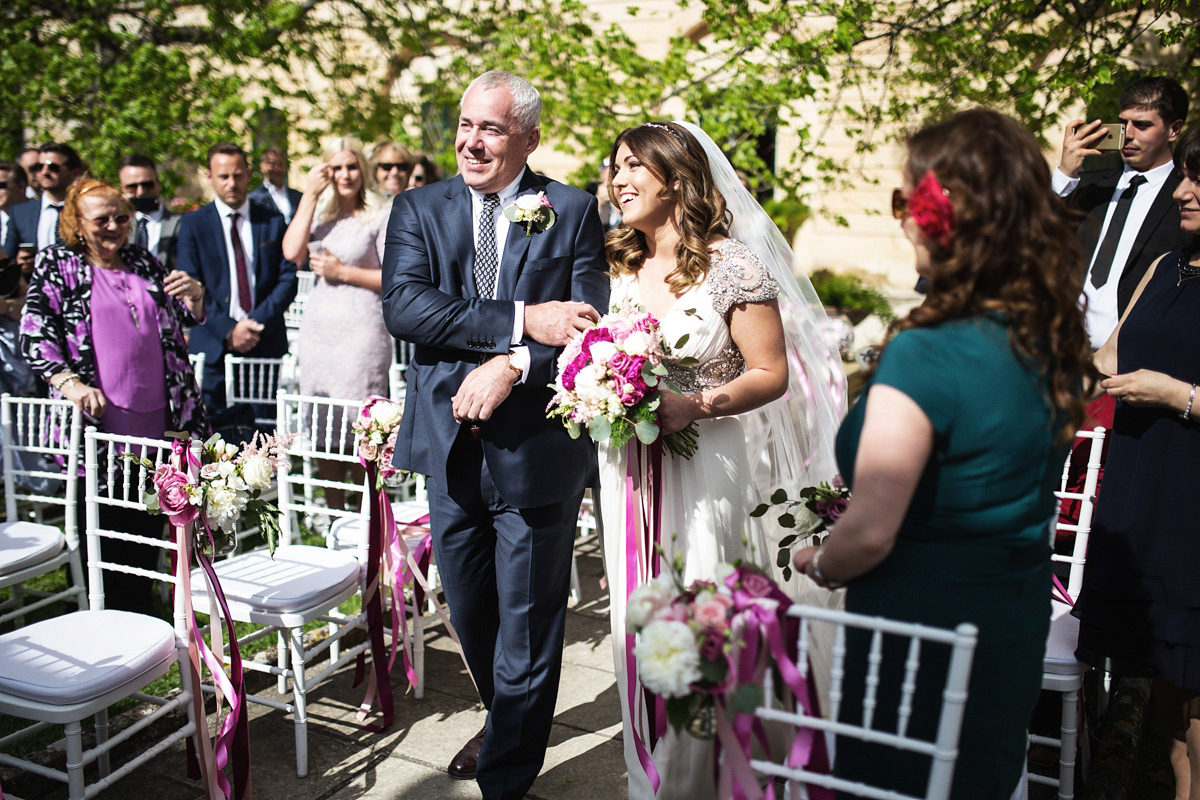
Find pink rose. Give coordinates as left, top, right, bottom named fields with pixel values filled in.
left=359, top=438, right=380, bottom=464
left=731, top=567, right=775, bottom=599
left=153, top=464, right=198, bottom=528
left=699, top=629, right=726, bottom=661
left=692, top=598, right=730, bottom=631
left=815, top=497, right=848, bottom=522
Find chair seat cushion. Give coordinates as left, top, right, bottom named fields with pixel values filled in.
left=0, top=610, right=175, bottom=704
left=1044, top=599, right=1089, bottom=676
left=327, top=501, right=431, bottom=551
left=0, top=521, right=66, bottom=576
left=193, top=545, right=360, bottom=613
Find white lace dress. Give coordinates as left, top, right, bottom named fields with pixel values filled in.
left=599, top=239, right=840, bottom=799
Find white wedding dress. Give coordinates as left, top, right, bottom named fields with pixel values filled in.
left=599, top=238, right=843, bottom=800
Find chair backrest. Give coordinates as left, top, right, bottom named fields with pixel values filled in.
left=749, top=604, right=978, bottom=800
left=388, top=361, right=406, bottom=401
left=1053, top=427, right=1106, bottom=599
left=189, top=352, right=206, bottom=390
left=83, top=428, right=189, bottom=631
left=283, top=270, right=317, bottom=333
left=2, top=395, right=80, bottom=529
left=275, top=392, right=367, bottom=545
left=225, top=355, right=297, bottom=429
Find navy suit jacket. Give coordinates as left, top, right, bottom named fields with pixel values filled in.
left=176, top=200, right=298, bottom=400
left=1069, top=166, right=1192, bottom=316
left=1, top=209, right=18, bottom=258
left=381, top=170, right=609, bottom=509
left=249, top=183, right=303, bottom=222
left=9, top=199, right=42, bottom=252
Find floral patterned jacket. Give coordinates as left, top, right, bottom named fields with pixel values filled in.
left=20, top=243, right=209, bottom=437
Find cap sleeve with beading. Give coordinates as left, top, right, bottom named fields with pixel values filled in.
left=706, top=238, right=780, bottom=315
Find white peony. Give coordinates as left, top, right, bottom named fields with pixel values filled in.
left=634, top=620, right=701, bottom=698
left=626, top=579, right=673, bottom=632
left=240, top=454, right=273, bottom=490
left=589, top=341, right=618, bottom=364
left=369, top=400, right=404, bottom=430
left=573, top=364, right=612, bottom=405
left=622, top=331, right=654, bottom=358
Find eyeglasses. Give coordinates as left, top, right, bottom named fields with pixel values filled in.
left=83, top=213, right=131, bottom=228
left=891, top=188, right=909, bottom=220
left=123, top=180, right=157, bottom=192
left=35, top=161, right=65, bottom=174
left=376, top=162, right=409, bottom=172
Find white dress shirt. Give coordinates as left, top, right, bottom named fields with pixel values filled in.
left=467, top=172, right=529, bottom=381
left=1052, top=160, right=1176, bottom=348
left=0, top=209, right=8, bottom=251
left=212, top=197, right=257, bottom=321
left=262, top=181, right=294, bottom=223
left=37, top=194, right=65, bottom=251
left=131, top=207, right=165, bottom=257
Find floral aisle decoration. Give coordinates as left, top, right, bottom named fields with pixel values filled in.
left=547, top=301, right=699, bottom=458
left=752, top=478, right=851, bottom=580
left=351, top=396, right=460, bottom=730
left=136, top=433, right=289, bottom=800
left=627, top=558, right=833, bottom=800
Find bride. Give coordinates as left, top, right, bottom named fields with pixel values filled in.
left=597, top=121, right=846, bottom=799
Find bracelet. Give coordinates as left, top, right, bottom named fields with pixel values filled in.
left=52, top=372, right=79, bottom=391
left=810, top=548, right=845, bottom=590
left=1183, top=383, right=1197, bottom=421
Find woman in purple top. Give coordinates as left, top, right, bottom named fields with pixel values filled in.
left=20, top=178, right=208, bottom=613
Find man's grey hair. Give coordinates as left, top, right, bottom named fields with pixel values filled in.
left=462, top=71, right=542, bottom=133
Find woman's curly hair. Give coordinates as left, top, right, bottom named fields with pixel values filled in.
left=894, top=108, right=1094, bottom=442
left=605, top=122, right=729, bottom=290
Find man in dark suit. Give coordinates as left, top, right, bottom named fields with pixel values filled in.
left=177, top=142, right=297, bottom=412
left=118, top=154, right=181, bottom=271
left=0, top=161, right=28, bottom=258
left=10, top=143, right=85, bottom=252
left=382, top=70, right=608, bottom=800
left=1055, top=76, right=1191, bottom=348
left=248, top=147, right=303, bottom=224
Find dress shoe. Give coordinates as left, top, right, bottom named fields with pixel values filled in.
left=448, top=725, right=487, bottom=780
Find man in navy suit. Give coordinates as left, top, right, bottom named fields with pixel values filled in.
left=248, top=147, right=303, bottom=224
left=382, top=71, right=608, bottom=800
left=177, top=142, right=297, bottom=412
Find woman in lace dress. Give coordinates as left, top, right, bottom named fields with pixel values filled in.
left=598, top=122, right=844, bottom=800
left=283, top=137, right=391, bottom=508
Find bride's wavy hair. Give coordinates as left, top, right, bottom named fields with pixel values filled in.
left=605, top=122, right=729, bottom=291
left=894, top=108, right=1093, bottom=441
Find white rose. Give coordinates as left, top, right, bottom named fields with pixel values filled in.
left=626, top=579, right=672, bottom=632
left=199, top=463, right=221, bottom=481
left=589, top=341, right=618, bottom=364
left=240, top=454, right=274, bottom=490
left=792, top=506, right=825, bottom=534
left=369, top=400, right=404, bottom=430
left=622, top=331, right=654, bottom=358
left=514, top=193, right=544, bottom=212
left=634, top=620, right=701, bottom=698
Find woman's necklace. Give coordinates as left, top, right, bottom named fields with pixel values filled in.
left=95, top=260, right=141, bottom=329
left=1178, top=253, right=1200, bottom=286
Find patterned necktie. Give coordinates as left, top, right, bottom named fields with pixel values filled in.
left=1090, top=174, right=1147, bottom=289
left=135, top=216, right=149, bottom=250
left=229, top=211, right=253, bottom=312
left=474, top=193, right=501, bottom=299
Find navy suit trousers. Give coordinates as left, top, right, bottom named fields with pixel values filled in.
left=428, top=430, right=583, bottom=800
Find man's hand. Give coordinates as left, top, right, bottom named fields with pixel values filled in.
left=524, top=301, right=600, bottom=346
left=1060, top=118, right=1108, bottom=178
left=227, top=317, right=265, bottom=353
left=452, top=355, right=519, bottom=423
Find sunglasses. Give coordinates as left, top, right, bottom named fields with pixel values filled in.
left=35, top=161, right=65, bottom=174
left=891, top=188, right=909, bottom=220
left=84, top=213, right=131, bottom=228
left=377, top=162, right=409, bottom=172
left=123, top=180, right=157, bottom=192
left=0, top=181, right=7, bottom=189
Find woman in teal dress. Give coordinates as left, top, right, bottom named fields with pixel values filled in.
left=793, top=109, right=1094, bottom=799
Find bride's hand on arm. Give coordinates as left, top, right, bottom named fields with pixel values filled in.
left=685, top=299, right=789, bottom=423
left=793, top=384, right=932, bottom=586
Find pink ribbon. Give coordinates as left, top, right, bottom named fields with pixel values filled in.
left=1052, top=573, right=1074, bottom=607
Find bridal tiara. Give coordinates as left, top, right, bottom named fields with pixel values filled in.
left=643, top=122, right=686, bottom=143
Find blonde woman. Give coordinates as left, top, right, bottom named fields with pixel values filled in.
left=283, top=137, right=391, bottom=507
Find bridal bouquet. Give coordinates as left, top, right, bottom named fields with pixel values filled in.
left=352, top=396, right=404, bottom=488
left=138, top=432, right=289, bottom=554
left=547, top=304, right=698, bottom=458
left=752, top=478, right=851, bottom=580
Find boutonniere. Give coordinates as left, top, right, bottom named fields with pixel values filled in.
left=503, top=191, right=557, bottom=236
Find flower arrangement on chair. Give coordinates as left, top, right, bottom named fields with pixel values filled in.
left=627, top=557, right=832, bottom=799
